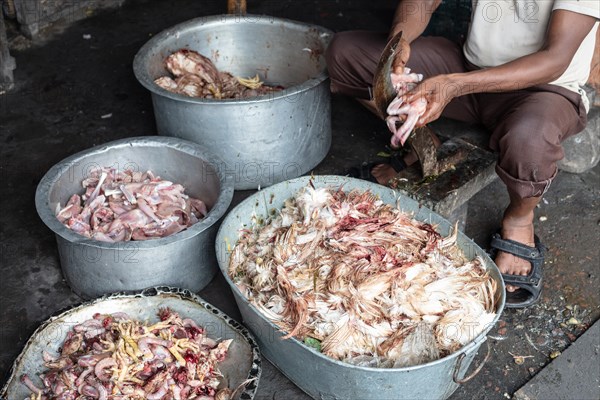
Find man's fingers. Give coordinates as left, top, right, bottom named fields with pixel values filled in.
left=417, top=109, right=433, bottom=126
left=418, top=108, right=435, bottom=126
left=418, top=107, right=442, bottom=126
left=403, top=91, right=424, bottom=105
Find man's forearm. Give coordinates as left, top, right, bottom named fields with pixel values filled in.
left=448, top=51, right=570, bottom=97
left=389, top=0, right=441, bottom=43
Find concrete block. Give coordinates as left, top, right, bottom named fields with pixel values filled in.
left=513, top=321, right=600, bottom=400
left=392, top=132, right=498, bottom=223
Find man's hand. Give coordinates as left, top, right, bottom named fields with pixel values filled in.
left=391, top=37, right=412, bottom=74
left=386, top=74, right=459, bottom=146
left=402, top=74, right=459, bottom=127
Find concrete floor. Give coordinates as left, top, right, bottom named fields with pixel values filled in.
left=1, top=1, right=599, bottom=399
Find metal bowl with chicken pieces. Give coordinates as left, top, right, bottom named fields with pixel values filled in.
left=133, top=15, right=333, bottom=190
left=0, top=287, right=261, bottom=400
left=35, top=136, right=234, bottom=299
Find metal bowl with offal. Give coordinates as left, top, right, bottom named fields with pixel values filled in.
left=35, top=136, right=234, bottom=299
left=0, top=287, right=261, bottom=400
left=216, top=175, right=506, bottom=400
left=133, top=14, right=333, bottom=190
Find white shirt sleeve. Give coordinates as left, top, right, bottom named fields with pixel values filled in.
left=553, top=0, right=600, bottom=19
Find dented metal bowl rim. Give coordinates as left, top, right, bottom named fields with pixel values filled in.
left=133, top=14, right=332, bottom=105
left=35, top=136, right=234, bottom=249
left=217, top=175, right=506, bottom=373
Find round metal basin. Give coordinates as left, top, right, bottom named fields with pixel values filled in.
left=0, top=287, right=261, bottom=400
left=35, top=136, right=234, bottom=299
left=133, top=15, right=333, bottom=190
left=216, top=176, right=506, bottom=400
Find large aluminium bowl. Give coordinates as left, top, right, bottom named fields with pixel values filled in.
left=133, top=15, right=333, bottom=190
left=216, top=176, right=506, bottom=400
left=0, top=287, right=261, bottom=400
left=35, top=136, right=234, bottom=299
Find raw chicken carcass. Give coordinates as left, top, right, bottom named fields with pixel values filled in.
left=155, top=49, right=284, bottom=99
left=386, top=67, right=427, bottom=147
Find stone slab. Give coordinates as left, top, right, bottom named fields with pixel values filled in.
left=391, top=132, right=498, bottom=219
left=513, top=321, right=600, bottom=400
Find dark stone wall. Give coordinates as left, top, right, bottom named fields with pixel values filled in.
left=12, top=0, right=125, bottom=38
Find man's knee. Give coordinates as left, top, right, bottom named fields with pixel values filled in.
left=325, top=32, right=358, bottom=82
left=496, top=119, right=564, bottom=181
left=491, top=91, right=583, bottom=197
left=325, top=31, right=384, bottom=98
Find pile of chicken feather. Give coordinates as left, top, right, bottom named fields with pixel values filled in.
left=229, top=185, right=498, bottom=368
left=21, top=308, right=234, bottom=400
left=155, top=49, right=283, bottom=99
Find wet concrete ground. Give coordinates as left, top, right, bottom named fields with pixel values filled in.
left=1, top=0, right=599, bottom=398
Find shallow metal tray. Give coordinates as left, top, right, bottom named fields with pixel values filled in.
left=0, top=287, right=261, bottom=400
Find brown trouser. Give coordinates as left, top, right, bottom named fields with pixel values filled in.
left=325, top=31, right=589, bottom=198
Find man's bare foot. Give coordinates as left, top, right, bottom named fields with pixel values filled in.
left=371, top=164, right=397, bottom=185
left=370, top=150, right=420, bottom=185
left=494, top=214, right=535, bottom=292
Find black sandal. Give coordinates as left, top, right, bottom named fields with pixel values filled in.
left=345, top=154, right=407, bottom=183
left=489, top=233, right=547, bottom=309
